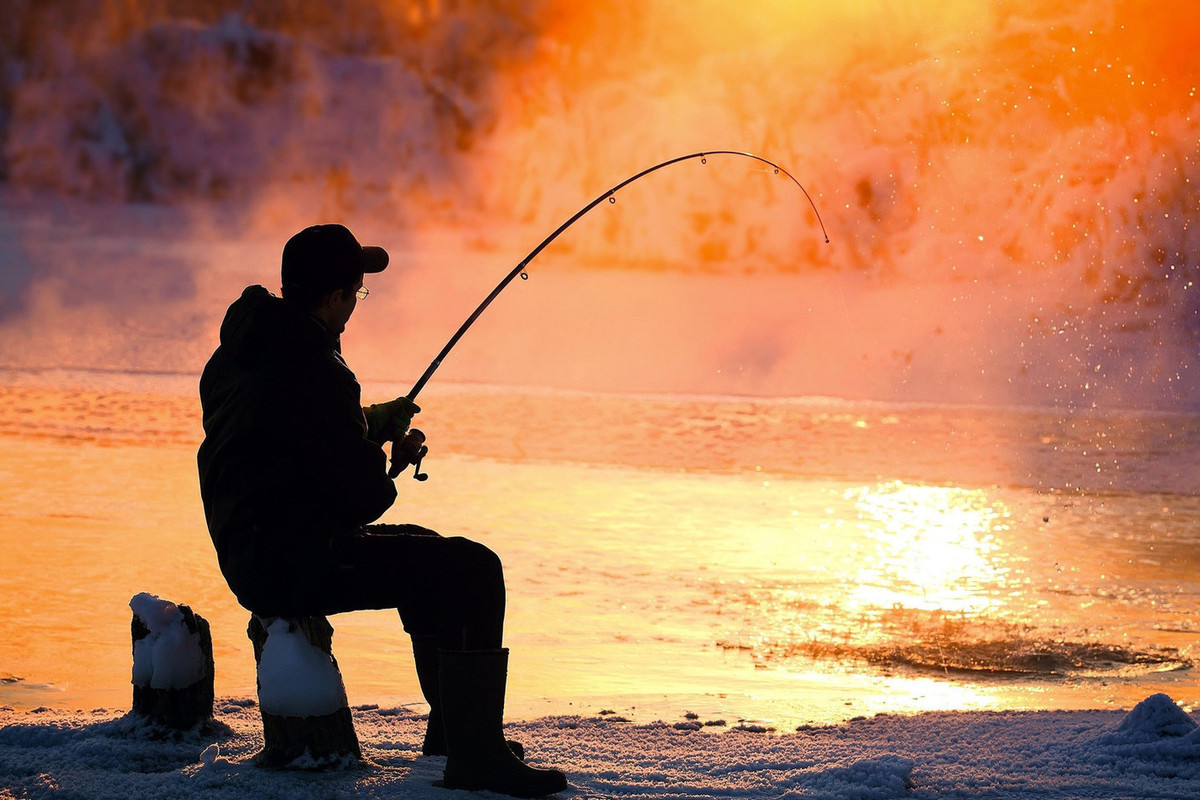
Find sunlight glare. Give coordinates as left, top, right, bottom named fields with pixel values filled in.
left=847, top=482, right=1010, bottom=614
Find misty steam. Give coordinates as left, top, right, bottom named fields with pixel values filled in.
left=0, top=1, right=1197, bottom=408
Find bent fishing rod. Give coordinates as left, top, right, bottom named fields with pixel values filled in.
left=388, top=150, right=829, bottom=478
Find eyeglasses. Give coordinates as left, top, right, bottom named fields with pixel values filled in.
left=355, top=286, right=370, bottom=300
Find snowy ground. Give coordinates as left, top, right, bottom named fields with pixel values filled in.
left=2, top=693, right=1200, bottom=799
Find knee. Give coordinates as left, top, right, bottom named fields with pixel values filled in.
left=446, top=537, right=503, bottom=583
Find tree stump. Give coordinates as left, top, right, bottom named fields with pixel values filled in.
left=247, top=614, right=361, bottom=769
left=129, top=593, right=215, bottom=730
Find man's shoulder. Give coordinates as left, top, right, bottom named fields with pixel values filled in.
left=215, top=286, right=335, bottom=364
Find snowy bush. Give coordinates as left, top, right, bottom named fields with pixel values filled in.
left=0, top=2, right=544, bottom=203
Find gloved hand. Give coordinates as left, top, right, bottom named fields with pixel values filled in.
left=364, top=396, right=421, bottom=444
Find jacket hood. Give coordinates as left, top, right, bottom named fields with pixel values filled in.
left=217, top=285, right=336, bottom=368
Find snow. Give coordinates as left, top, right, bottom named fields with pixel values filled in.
left=255, top=619, right=350, bottom=719
left=128, top=593, right=205, bottom=691
left=1, top=693, right=1199, bottom=798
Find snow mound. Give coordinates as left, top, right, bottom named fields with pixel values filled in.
left=808, top=755, right=914, bottom=800
left=129, top=593, right=205, bottom=690
left=1106, top=693, right=1199, bottom=744
left=255, top=619, right=348, bottom=718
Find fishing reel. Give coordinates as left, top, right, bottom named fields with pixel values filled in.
left=388, top=428, right=429, bottom=481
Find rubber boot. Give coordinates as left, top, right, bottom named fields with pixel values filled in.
left=411, top=635, right=447, bottom=756
left=439, top=649, right=567, bottom=797
left=413, top=637, right=525, bottom=760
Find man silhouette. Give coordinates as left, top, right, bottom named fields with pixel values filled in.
left=198, top=223, right=566, bottom=797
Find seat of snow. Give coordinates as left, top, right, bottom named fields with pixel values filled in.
left=247, top=614, right=360, bottom=769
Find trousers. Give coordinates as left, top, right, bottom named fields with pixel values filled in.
left=252, top=523, right=507, bottom=650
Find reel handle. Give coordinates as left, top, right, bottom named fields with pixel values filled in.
left=388, top=428, right=429, bottom=481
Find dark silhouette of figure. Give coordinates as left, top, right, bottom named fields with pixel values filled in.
left=198, top=224, right=567, bottom=797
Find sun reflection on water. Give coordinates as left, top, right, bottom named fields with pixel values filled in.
left=848, top=482, right=1011, bottom=615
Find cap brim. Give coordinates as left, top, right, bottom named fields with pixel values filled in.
left=362, top=245, right=389, bottom=273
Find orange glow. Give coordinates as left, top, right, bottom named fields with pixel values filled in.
left=473, top=0, right=1199, bottom=275
left=429, top=0, right=1197, bottom=408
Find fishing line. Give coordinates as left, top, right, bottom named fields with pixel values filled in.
left=389, top=150, right=829, bottom=476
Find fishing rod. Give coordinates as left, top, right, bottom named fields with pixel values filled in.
left=388, top=150, right=829, bottom=478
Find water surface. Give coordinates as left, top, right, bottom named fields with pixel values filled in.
left=1, top=380, right=1197, bottom=728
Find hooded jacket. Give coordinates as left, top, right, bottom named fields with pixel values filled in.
left=198, top=285, right=397, bottom=613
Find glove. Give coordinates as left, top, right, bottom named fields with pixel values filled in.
left=364, top=396, right=421, bottom=444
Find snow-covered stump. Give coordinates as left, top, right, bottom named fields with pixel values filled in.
left=247, top=615, right=361, bottom=769
left=129, top=593, right=215, bottom=730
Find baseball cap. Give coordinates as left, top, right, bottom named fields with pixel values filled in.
left=281, top=224, right=388, bottom=297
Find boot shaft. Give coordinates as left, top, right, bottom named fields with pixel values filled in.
left=438, top=647, right=511, bottom=738
left=437, top=647, right=567, bottom=797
